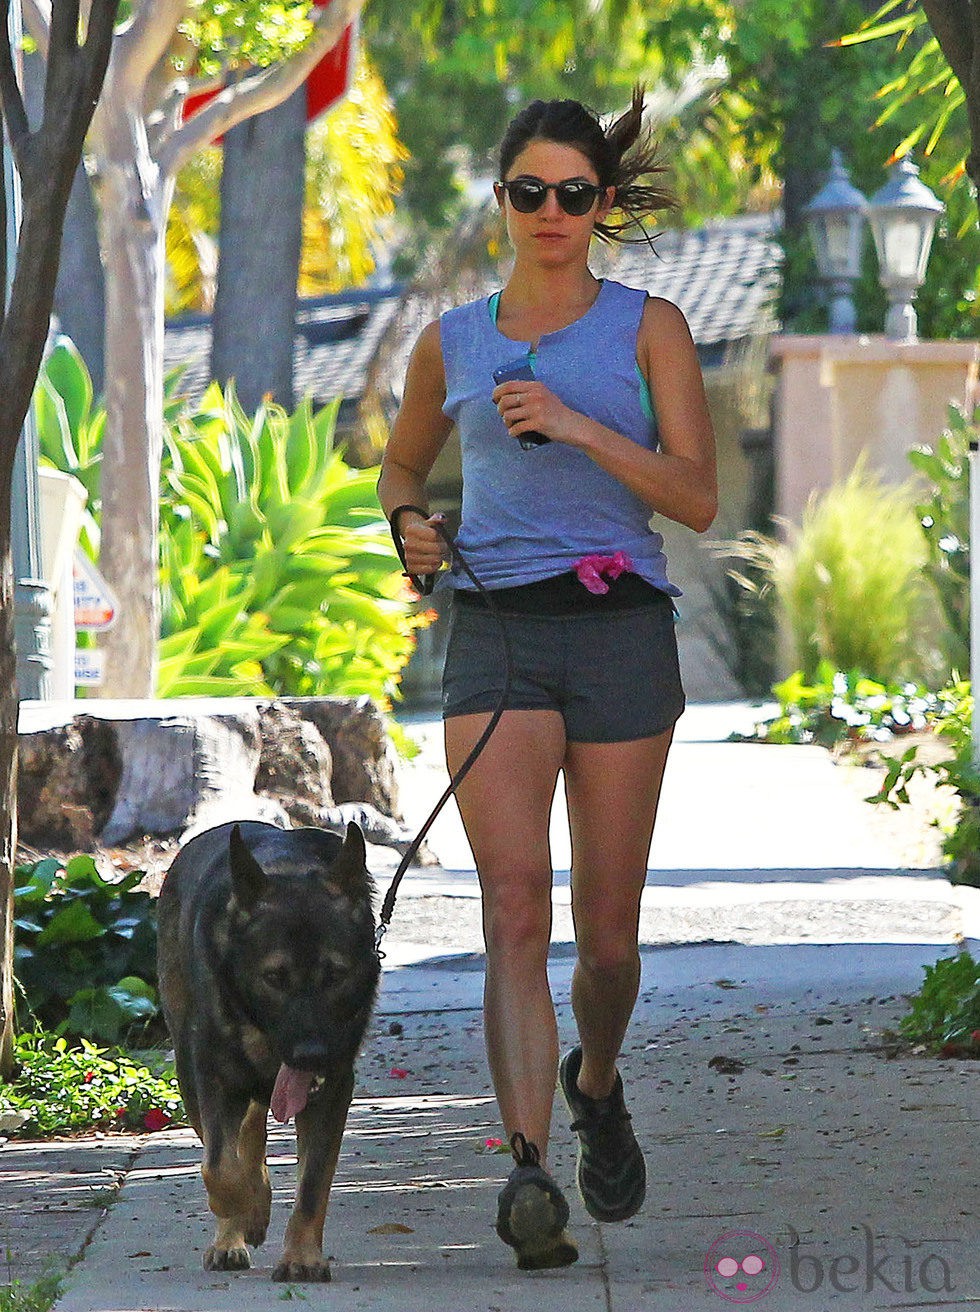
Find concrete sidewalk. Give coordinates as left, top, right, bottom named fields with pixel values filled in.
left=4, top=702, right=980, bottom=1309
left=32, top=944, right=980, bottom=1311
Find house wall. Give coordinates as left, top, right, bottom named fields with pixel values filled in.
left=770, top=335, right=980, bottom=527
left=660, top=365, right=757, bottom=702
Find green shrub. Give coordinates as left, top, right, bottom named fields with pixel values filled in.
left=870, top=679, right=980, bottom=888
left=899, top=950, right=980, bottom=1055
left=909, top=401, right=975, bottom=679
left=157, top=514, right=287, bottom=695
left=746, top=662, right=937, bottom=747
left=0, top=1268, right=63, bottom=1312
left=722, top=455, right=937, bottom=686
left=162, top=383, right=419, bottom=699
left=14, top=855, right=160, bottom=1045
left=0, top=1032, right=182, bottom=1137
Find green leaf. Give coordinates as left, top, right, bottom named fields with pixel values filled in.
left=63, top=854, right=105, bottom=887
left=43, top=338, right=93, bottom=441
left=36, top=901, right=106, bottom=947
left=17, top=857, right=64, bottom=899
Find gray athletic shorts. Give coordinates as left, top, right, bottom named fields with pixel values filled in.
left=442, top=592, right=685, bottom=743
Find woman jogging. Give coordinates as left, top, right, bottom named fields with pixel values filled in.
left=377, top=88, right=717, bottom=1271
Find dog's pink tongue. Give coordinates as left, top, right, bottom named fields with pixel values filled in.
left=271, top=1064, right=314, bottom=1124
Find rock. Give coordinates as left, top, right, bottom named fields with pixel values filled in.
left=19, top=716, right=121, bottom=849
left=17, top=697, right=407, bottom=853
left=320, top=801, right=434, bottom=860
left=101, top=711, right=286, bottom=845
left=256, top=702, right=334, bottom=826
left=282, top=697, right=401, bottom=819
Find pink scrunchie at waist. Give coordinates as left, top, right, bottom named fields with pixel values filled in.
left=572, top=551, right=634, bottom=595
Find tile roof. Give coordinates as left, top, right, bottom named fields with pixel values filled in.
left=592, top=213, right=782, bottom=348
left=163, top=287, right=404, bottom=412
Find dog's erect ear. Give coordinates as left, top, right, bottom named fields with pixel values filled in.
left=325, top=822, right=367, bottom=888
left=229, top=824, right=268, bottom=910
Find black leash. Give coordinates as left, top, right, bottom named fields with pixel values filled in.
left=376, top=506, right=512, bottom=955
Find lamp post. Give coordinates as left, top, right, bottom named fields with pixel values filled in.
left=867, top=156, right=944, bottom=343
left=803, top=150, right=868, bottom=335
left=4, top=0, right=52, bottom=700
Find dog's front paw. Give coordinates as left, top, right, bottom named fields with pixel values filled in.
left=272, top=1256, right=332, bottom=1283
left=204, top=1243, right=252, bottom=1271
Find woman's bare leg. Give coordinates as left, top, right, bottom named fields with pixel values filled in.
left=444, top=708, right=566, bottom=1161
left=563, top=728, right=675, bottom=1099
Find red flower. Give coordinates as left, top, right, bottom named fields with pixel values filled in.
left=389, top=1067, right=409, bottom=1080
left=142, top=1108, right=172, bottom=1132
left=83, top=1071, right=95, bottom=1084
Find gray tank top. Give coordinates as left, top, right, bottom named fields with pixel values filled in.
left=439, top=278, right=679, bottom=596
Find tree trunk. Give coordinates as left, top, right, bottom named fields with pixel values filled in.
left=93, top=98, right=172, bottom=699
left=23, top=49, right=105, bottom=392
left=1, top=0, right=120, bottom=1083
left=211, top=87, right=306, bottom=414
left=54, top=168, right=106, bottom=395
left=0, top=529, right=15, bottom=1079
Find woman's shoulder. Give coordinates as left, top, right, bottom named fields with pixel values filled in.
left=598, top=278, right=658, bottom=329
left=639, top=294, right=694, bottom=340
left=602, top=280, right=688, bottom=326
left=438, top=296, right=495, bottom=365
left=440, top=294, right=493, bottom=326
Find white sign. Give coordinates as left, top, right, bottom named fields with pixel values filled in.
left=74, top=551, right=118, bottom=631
left=74, top=647, right=104, bottom=687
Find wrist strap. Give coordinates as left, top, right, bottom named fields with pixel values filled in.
left=388, top=503, right=436, bottom=596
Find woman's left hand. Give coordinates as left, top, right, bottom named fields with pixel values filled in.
left=491, top=380, right=583, bottom=448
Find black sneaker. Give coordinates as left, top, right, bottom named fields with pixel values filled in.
left=495, top=1132, right=578, bottom=1270
left=559, top=1046, right=646, bottom=1222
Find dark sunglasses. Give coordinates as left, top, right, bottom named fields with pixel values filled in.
left=497, top=177, right=605, bottom=217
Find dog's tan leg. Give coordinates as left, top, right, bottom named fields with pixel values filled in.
left=238, top=1099, right=272, bottom=1247
left=202, top=1099, right=270, bottom=1270
left=272, top=1068, right=354, bottom=1282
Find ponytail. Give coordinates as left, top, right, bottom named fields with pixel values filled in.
left=597, top=85, right=675, bottom=246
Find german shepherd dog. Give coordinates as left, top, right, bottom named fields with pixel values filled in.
left=157, top=819, right=380, bottom=1281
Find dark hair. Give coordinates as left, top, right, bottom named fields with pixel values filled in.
left=497, top=86, right=675, bottom=245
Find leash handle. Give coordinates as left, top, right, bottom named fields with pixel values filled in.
left=377, top=518, right=512, bottom=945
left=389, top=503, right=439, bottom=597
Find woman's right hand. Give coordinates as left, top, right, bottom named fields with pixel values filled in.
left=398, top=511, right=448, bottom=579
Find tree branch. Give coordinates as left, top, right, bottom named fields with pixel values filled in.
left=80, top=0, right=120, bottom=103
left=0, top=125, right=6, bottom=333
left=114, top=0, right=186, bottom=92
left=158, top=0, right=365, bottom=177
left=920, top=0, right=973, bottom=91
left=0, top=0, right=120, bottom=462
left=21, top=0, right=51, bottom=61
left=49, top=0, right=81, bottom=57
left=0, top=1, right=30, bottom=161
left=920, top=0, right=979, bottom=196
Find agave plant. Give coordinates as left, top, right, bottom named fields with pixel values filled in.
left=34, top=337, right=106, bottom=557
left=33, top=344, right=420, bottom=703
left=162, top=382, right=418, bottom=700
